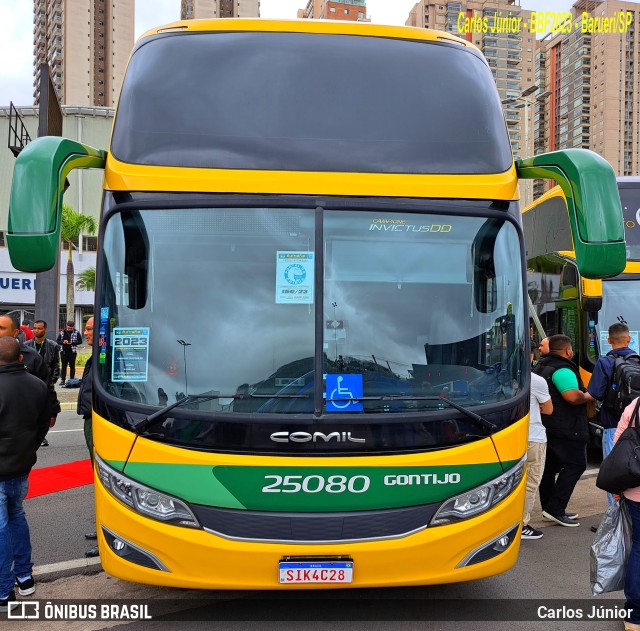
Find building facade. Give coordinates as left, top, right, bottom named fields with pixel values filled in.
left=180, top=0, right=260, bottom=19
left=33, top=0, right=134, bottom=107
left=540, top=0, right=640, bottom=179
left=298, top=0, right=368, bottom=22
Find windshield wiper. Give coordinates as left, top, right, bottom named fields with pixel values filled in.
left=131, top=392, right=310, bottom=434
left=434, top=396, right=498, bottom=433
left=324, top=394, right=498, bottom=433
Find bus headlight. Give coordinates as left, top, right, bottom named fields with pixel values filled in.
left=96, top=455, right=200, bottom=528
left=431, top=457, right=526, bottom=525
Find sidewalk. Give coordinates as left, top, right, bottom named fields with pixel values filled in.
left=55, top=352, right=89, bottom=410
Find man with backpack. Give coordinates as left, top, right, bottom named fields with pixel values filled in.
left=586, top=322, right=638, bottom=504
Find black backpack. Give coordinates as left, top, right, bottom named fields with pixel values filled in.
left=604, top=353, right=640, bottom=417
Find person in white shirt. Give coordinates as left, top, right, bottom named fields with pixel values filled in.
left=522, top=364, right=553, bottom=540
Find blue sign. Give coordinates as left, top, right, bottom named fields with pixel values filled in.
left=326, top=374, right=363, bottom=413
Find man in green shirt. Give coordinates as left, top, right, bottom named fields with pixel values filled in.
left=533, top=334, right=591, bottom=527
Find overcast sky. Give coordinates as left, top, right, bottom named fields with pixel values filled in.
left=0, top=0, right=633, bottom=106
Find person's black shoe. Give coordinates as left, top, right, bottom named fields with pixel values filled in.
left=0, top=590, right=17, bottom=613
left=85, top=532, right=97, bottom=540
left=591, top=525, right=598, bottom=533
left=85, top=546, right=99, bottom=558
left=60, top=380, right=65, bottom=386
left=542, top=510, right=580, bottom=527
left=41, top=438, right=49, bottom=446
left=15, top=575, right=35, bottom=596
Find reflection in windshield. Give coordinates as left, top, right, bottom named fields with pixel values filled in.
left=98, top=207, right=525, bottom=420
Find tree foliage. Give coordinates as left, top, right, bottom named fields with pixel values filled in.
left=61, top=203, right=97, bottom=322
left=75, top=267, right=96, bottom=292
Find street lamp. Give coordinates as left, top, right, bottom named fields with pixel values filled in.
left=502, top=86, right=551, bottom=207
left=177, top=339, right=192, bottom=395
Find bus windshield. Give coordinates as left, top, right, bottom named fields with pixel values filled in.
left=111, top=31, right=511, bottom=174
left=621, top=186, right=640, bottom=261
left=98, top=205, right=525, bottom=420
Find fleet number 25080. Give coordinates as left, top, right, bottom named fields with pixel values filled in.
left=262, top=475, right=370, bottom=494
left=262, top=472, right=461, bottom=493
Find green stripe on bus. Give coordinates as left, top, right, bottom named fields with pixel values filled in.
left=117, top=461, right=512, bottom=512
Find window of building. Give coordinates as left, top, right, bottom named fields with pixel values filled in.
left=83, top=236, right=98, bottom=252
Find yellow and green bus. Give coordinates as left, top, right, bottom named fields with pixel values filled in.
left=525, top=177, right=640, bottom=448
left=8, top=19, right=625, bottom=589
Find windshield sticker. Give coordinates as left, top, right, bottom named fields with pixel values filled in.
left=600, top=330, right=639, bottom=356
left=276, top=251, right=314, bottom=304
left=369, top=218, right=452, bottom=234
left=112, top=327, right=150, bottom=382
left=326, top=374, right=363, bottom=413
left=98, top=307, right=109, bottom=365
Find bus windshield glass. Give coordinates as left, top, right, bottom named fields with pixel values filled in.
left=98, top=206, right=525, bottom=418
left=596, top=279, right=640, bottom=355
left=621, top=186, right=640, bottom=261
left=111, top=31, right=511, bottom=174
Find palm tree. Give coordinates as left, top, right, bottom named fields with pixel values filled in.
left=61, top=203, right=97, bottom=322
left=75, top=267, right=96, bottom=292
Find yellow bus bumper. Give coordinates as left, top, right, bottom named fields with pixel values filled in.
left=94, top=475, right=525, bottom=589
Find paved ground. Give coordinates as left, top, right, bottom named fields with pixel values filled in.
left=56, top=360, right=87, bottom=409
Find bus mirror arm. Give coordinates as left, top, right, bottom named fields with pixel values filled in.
left=516, top=149, right=626, bottom=280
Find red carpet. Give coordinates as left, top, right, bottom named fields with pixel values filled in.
left=26, top=459, right=94, bottom=499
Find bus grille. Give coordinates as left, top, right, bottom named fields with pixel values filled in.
left=190, top=502, right=439, bottom=543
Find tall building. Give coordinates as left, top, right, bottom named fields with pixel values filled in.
left=406, top=0, right=537, bottom=170
left=33, top=0, right=134, bottom=107
left=181, top=0, right=260, bottom=19
left=539, top=0, right=640, bottom=178
left=298, top=0, right=368, bottom=22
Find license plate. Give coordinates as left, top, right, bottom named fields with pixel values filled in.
left=279, top=561, right=353, bottom=584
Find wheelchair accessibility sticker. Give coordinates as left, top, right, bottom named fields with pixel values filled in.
left=326, top=374, right=363, bottom=412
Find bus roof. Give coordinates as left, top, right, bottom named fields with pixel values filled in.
left=136, top=18, right=476, bottom=49
left=107, top=19, right=516, bottom=199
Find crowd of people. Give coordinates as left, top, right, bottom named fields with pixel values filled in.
left=0, top=315, right=94, bottom=613
left=526, top=324, right=640, bottom=631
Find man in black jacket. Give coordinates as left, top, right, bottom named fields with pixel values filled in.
left=26, top=320, right=60, bottom=384
left=26, top=320, right=61, bottom=446
left=533, top=334, right=591, bottom=527
left=77, top=316, right=97, bottom=557
left=77, top=317, right=94, bottom=459
left=0, top=336, right=49, bottom=611
left=56, top=320, right=82, bottom=386
left=0, top=315, right=60, bottom=439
